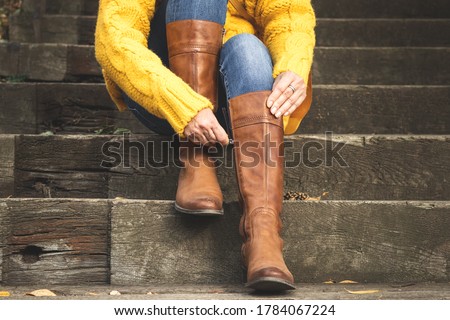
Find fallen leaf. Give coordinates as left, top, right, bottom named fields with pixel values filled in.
left=305, top=196, right=321, bottom=201
left=0, top=291, right=11, bottom=297
left=323, top=280, right=336, bottom=284
left=26, top=289, right=57, bottom=297
left=345, top=289, right=380, bottom=295
left=109, top=290, right=121, bottom=296
left=339, top=280, right=358, bottom=284
left=87, top=292, right=99, bottom=296
left=147, top=292, right=154, bottom=295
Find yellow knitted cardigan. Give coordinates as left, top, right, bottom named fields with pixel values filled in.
left=95, top=0, right=316, bottom=135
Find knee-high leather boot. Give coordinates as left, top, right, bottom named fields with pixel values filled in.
left=166, top=20, right=223, bottom=215
left=229, top=90, right=295, bottom=291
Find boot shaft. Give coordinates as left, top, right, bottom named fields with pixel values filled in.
left=166, top=20, right=223, bottom=110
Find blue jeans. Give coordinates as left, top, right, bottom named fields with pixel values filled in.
left=124, top=0, right=274, bottom=136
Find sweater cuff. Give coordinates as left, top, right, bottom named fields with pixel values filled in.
left=273, top=57, right=312, bottom=87
left=159, top=84, right=214, bottom=136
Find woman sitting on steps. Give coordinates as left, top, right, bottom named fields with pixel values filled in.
left=95, top=0, right=316, bottom=292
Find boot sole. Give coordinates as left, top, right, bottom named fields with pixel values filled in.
left=174, top=203, right=224, bottom=216
left=246, top=277, right=296, bottom=292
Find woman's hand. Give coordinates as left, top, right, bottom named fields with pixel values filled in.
left=267, top=71, right=307, bottom=118
left=183, top=108, right=229, bottom=145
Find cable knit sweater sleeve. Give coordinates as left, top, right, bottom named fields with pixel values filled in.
left=255, top=0, right=316, bottom=85
left=95, top=0, right=214, bottom=135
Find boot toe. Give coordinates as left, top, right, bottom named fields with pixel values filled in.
left=246, top=267, right=295, bottom=292
left=175, top=194, right=223, bottom=215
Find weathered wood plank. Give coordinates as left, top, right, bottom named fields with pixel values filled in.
left=18, top=0, right=92, bottom=16
left=10, top=134, right=450, bottom=200
left=111, top=200, right=243, bottom=285
left=1, top=198, right=110, bottom=285
left=0, top=42, right=21, bottom=76
left=66, top=44, right=100, bottom=79
left=0, top=201, right=7, bottom=283
left=26, top=0, right=450, bottom=18
left=45, top=0, right=97, bottom=15
left=312, top=0, right=450, bottom=18
left=14, top=135, right=110, bottom=198
left=1, top=283, right=450, bottom=300
left=316, top=19, right=450, bottom=47
left=0, top=84, right=37, bottom=134
left=301, top=85, right=450, bottom=134
left=111, top=200, right=450, bottom=284
left=2, top=45, right=450, bottom=85
left=10, top=14, right=81, bottom=44
left=283, top=201, right=450, bottom=283
left=35, top=83, right=147, bottom=134
left=2, top=83, right=449, bottom=135
left=0, top=135, right=15, bottom=198
left=11, top=15, right=450, bottom=47
left=312, top=48, right=450, bottom=85
left=18, top=43, right=68, bottom=81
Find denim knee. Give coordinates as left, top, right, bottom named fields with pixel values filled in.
left=166, top=0, right=227, bottom=25
left=219, top=33, right=274, bottom=99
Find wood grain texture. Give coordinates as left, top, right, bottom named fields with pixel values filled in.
left=302, top=85, right=450, bottom=134
left=26, top=0, right=450, bottom=18
left=313, top=48, right=450, bottom=85
left=35, top=83, right=147, bottom=134
left=11, top=16, right=450, bottom=47
left=111, top=200, right=243, bottom=285
left=2, top=45, right=450, bottom=85
left=0, top=201, right=6, bottom=283
left=1, top=283, right=450, bottom=300
left=14, top=135, right=110, bottom=198
left=45, top=0, right=97, bottom=15
left=312, top=0, right=450, bottom=18
left=111, top=200, right=450, bottom=284
left=9, top=134, right=450, bottom=200
left=1, top=198, right=110, bottom=285
left=1, top=83, right=449, bottom=135
left=316, top=19, right=450, bottom=47
left=0, top=84, right=37, bottom=134
left=0, top=135, right=15, bottom=198
left=282, top=201, right=450, bottom=283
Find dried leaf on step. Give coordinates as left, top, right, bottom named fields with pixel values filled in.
left=339, top=280, right=358, bottom=284
left=87, top=292, right=99, bottom=296
left=0, top=291, right=11, bottom=297
left=345, top=289, right=380, bottom=295
left=323, top=280, right=336, bottom=284
left=109, top=290, right=121, bottom=296
left=26, top=289, right=57, bottom=297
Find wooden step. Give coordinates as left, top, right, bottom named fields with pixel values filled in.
left=1, top=83, right=450, bottom=135
left=9, top=15, right=450, bottom=47
left=1, top=283, right=450, bottom=299
left=313, top=0, right=450, bottom=18
left=21, top=0, right=98, bottom=16
left=1, top=199, right=449, bottom=285
left=1, top=44, right=449, bottom=84
left=22, top=0, right=450, bottom=18
left=1, top=134, right=449, bottom=201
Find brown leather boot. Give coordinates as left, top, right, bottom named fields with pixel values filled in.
left=167, top=20, right=224, bottom=215
left=166, top=19, right=223, bottom=110
left=174, top=141, right=223, bottom=215
left=229, top=91, right=295, bottom=291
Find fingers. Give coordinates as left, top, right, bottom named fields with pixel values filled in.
left=277, top=89, right=307, bottom=117
left=184, top=108, right=229, bottom=146
left=268, top=71, right=306, bottom=118
left=212, top=123, right=230, bottom=145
